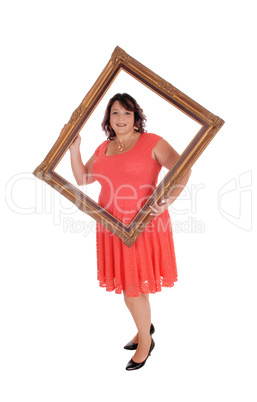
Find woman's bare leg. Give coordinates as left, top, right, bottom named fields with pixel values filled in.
left=125, top=293, right=150, bottom=344
left=124, top=292, right=152, bottom=363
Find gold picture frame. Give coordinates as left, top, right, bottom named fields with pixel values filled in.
left=33, top=46, right=224, bottom=247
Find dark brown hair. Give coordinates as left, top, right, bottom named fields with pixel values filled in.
left=101, top=93, right=147, bottom=140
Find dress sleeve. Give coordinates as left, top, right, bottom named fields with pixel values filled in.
left=141, top=133, right=163, bottom=159
left=94, top=140, right=108, bottom=158
left=149, top=133, right=163, bottom=147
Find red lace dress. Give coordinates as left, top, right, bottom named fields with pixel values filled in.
left=92, top=132, right=177, bottom=297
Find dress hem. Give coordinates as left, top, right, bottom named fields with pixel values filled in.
left=97, top=277, right=178, bottom=297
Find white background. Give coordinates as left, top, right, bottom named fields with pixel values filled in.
left=1, top=1, right=256, bottom=401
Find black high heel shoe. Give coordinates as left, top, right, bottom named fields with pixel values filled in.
left=126, top=337, right=155, bottom=371
left=124, top=323, right=155, bottom=350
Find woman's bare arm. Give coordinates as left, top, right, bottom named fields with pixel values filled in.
left=150, top=138, right=192, bottom=216
left=69, top=134, right=96, bottom=186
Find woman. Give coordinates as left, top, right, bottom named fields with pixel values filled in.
left=69, top=93, right=191, bottom=371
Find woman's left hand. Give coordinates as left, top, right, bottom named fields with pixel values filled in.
left=149, top=198, right=173, bottom=218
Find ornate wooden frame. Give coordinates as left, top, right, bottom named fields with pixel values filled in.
left=33, top=46, right=224, bottom=247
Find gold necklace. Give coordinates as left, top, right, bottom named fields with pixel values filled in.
left=115, top=132, right=136, bottom=152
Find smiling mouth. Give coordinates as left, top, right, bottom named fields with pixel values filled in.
left=117, top=123, right=126, bottom=127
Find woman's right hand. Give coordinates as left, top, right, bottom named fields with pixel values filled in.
left=69, top=134, right=81, bottom=152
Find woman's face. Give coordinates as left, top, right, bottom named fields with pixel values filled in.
left=109, top=100, right=135, bottom=137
